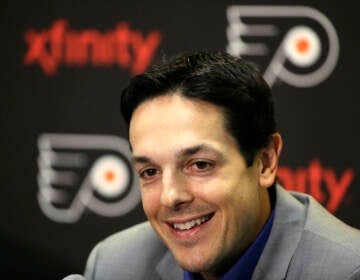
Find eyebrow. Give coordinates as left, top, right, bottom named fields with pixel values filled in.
left=176, top=144, right=220, bottom=158
left=131, top=144, right=224, bottom=165
left=131, top=155, right=153, bottom=165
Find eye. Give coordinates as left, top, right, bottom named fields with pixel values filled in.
left=187, top=160, right=214, bottom=174
left=193, top=161, right=211, bottom=170
left=139, top=168, right=159, bottom=180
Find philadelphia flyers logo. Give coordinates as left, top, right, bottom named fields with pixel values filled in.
left=37, top=133, right=140, bottom=223
left=226, top=6, right=339, bottom=88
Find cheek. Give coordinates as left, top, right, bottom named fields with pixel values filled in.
left=197, top=171, right=259, bottom=219
left=141, top=187, right=161, bottom=217
left=188, top=177, right=222, bottom=203
left=192, top=172, right=245, bottom=201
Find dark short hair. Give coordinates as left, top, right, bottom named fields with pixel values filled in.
left=120, top=50, right=277, bottom=166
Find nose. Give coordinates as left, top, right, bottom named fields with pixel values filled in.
left=160, top=169, right=193, bottom=209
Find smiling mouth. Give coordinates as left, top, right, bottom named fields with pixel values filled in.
left=171, top=213, right=214, bottom=231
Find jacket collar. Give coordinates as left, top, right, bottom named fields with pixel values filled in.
left=252, top=184, right=307, bottom=280
left=156, top=249, right=183, bottom=279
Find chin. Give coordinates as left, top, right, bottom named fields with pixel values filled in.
left=174, top=251, right=217, bottom=274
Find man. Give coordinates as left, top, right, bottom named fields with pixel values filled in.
left=84, top=51, right=360, bottom=280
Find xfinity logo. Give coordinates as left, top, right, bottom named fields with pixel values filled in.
left=37, top=133, right=141, bottom=223
left=226, top=6, right=340, bottom=88
left=24, top=19, right=162, bottom=75
left=278, top=159, right=354, bottom=213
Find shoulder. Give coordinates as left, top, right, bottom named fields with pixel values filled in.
left=288, top=190, right=360, bottom=279
left=290, top=190, right=360, bottom=254
left=84, top=221, right=169, bottom=280
left=95, top=221, right=165, bottom=254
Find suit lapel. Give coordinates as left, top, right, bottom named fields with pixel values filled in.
left=252, top=185, right=307, bottom=280
left=156, top=250, right=183, bottom=280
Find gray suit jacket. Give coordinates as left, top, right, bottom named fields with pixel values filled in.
left=84, top=185, right=360, bottom=279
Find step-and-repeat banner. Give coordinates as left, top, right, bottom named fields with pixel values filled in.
left=2, top=1, right=359, bottom=278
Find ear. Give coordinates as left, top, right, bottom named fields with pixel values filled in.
left=258, top=133, right=283, bottom=188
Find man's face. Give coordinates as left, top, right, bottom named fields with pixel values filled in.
left=129, top=93, right=271, bottom=276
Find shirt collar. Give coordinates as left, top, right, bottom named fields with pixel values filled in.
left=183, top=206, right=275, bottom=280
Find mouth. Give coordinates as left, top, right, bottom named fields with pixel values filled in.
left=169, top=213, right=214, bottom=231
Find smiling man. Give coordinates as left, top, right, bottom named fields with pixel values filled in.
left=84, top=51, right=360, bottom=280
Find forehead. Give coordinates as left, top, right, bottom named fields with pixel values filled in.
left=130, top=93, right=225, bottom=131
left=129, top=93, right=236, bottom=156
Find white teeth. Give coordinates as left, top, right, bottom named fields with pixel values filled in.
left=173, top=215, right=211, bottom=230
